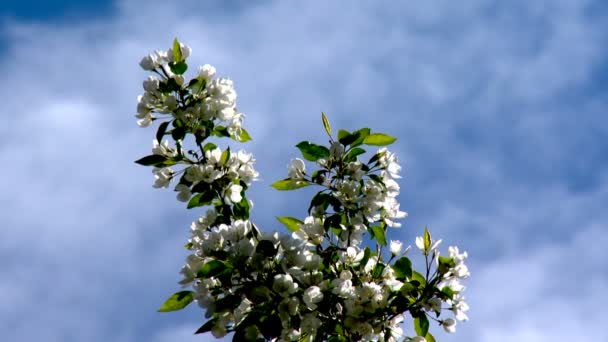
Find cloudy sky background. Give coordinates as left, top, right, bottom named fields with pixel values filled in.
left=1, top=0, right=606, bottom=341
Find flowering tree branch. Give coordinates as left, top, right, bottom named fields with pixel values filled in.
left=134, top=39, right=470, bottom=342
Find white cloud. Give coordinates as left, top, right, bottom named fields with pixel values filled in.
left=0, top=0, right=605, bottom=341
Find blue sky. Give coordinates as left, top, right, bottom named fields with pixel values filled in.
left=0, top=1, right=607, bottom=341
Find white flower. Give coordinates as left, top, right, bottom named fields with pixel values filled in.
left=163, top=95, right=178, bottom=111
left=143, top=76, right=160, bottom=92
left=409, top=337, right=426, bottom=342
left=198, top=64, right=216, bottom=81
left=300, top=313, right=322, bottom=335
left=341, top=246, right=364, bottom=266
left=136, top=113, right=153, bottom=127
left=287, top=158, right=306, bottom=180
left=228, top=184, right=243, bottom=203
left=152, top=167, right=173, bottom=188
left=442, top=318, right=457, bottom=333
left=205, top=148, right=222, bottom=164
left=273, top=274, right=299, bottom=295
left=390, top=240, right=403, bottom=256
left=175, top=184, right=192, bottom=202
left=450, top=294, right=470, bottom=321
left=377, top=147, right=402, bottom=179
left=330, top=142, right=345, bottom=159
left=139, top=53, right=158, bottom=70
left=303, top=286, right=323, bottom=310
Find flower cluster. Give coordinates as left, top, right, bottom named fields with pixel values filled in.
left=135, top=40, right=470, bottom=342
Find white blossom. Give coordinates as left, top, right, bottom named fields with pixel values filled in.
left=152, top=167, right=173, bottom=188
left=198, top=64, right=216, bottom=81
left=303, top=286, right=323, bottom=310
left=175, top=184, right=192, bottom=202
left=390, top=240, right=402, bottom=256
left=288, top=158, right=306, bottom=180
left=442, top=318, right=457, bottom=333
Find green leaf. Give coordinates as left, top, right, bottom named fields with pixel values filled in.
left=425, top=332, right=437, bottom=342
left=238, top=128, right=252, bottom=142
left=295, top=141, right=330, bottom=161
left=259, top=314, right=282, bottom=340
left=360, top=247, right=372, bottom=267
left=370, top=225, right=387, bottom=246
left=172, top=37, right=182, bottom=62
left=197, top=259, right=227, bottom=278
left=171, top=126, right=186, bottom=141
left=212, top=125, right=230, bottom=137
left=271, top=178, right=312, bottom=191
left=169, top=61, right=188, bottom=75
left=441, top=286, right=455, bottom=300
left=187, top=191, right=215, bottom=209
left=363, top=133, right=397, bottom=146
left=321, top=112, right=332, bottom=137
left=338, top=129, right=350, bottom=141
left=393, top=257, right=413, bottom=280
left=203, top=143, right=217, bottom=152
left=276, top=216, right=303, bottom=232
left=156, top=121, right=170, bottom=142
left=411, top=271, right=426, bottom=286
left=134, top=154, right=167, bottom=166
left=368, top=174, right=384, bottom=185
left=256, top=240, right=277, bottom=257
left=338, top=131, right=361, bottom=146
left=158, top=290, right=195, bottom=312
left=438, top=256, right=456, bottom=274
left=233, top=195, right=250, bottom=219
left=414, top=315, right=429, bottom=337
left=343, top=147, right=366, bottom=163
left=372, top=263, right=385, bottom=278
left=220, top=147, right=231, bottom=165
left=194, top=318, right=218, bottom=334
left=350, top=128, right=370, bottom=147
left=423, top=226, right=432, bottom=252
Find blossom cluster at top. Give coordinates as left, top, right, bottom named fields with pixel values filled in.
left=134, top=39, right=470, bottom=342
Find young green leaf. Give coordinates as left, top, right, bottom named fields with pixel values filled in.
left=271, top=178, right=312, bottom=191
left=337, top=129, right=350, bottom=141
left=158, top=290, right=195, bottom=312
left=169, top=61, right=188, bottom=75
left=203, top=142, right=217, bottom=152
left=370, top=225, right=387, bottom=246
left=423, top=226, right=432, bottom=252
left=172, top=37, right=182, bottom=62
left=350, top=127, right=370, bottom=147
left=393, top=257, right=413, bottom=280
left=220, top=148, right=231, bottom=165
left=238, top=128, right=252, bottom=142
left=425, top=333, right=437, bottom=342
left=343, top=147, right=366, bottom=163
left=197, top=259, right=227, bottom=278
left=156, top=121, right=170, bottom=142
left=194, top=318, right=218, bottom=334
left=321, top=112, right=332, bottom=137
left=256, top=240, right=277, bottom=257
left=363, top=133, right=397, bottom=146
left=276, top=216, right=303, bottom=232
left=414, top=315, right=430, bottom=337
left=295, top=141, right=330, bottom=161
left=187, top=191, right=215, bottom=209
left=134, top=154, right=167, bottom=166
left=338, top=131, right=361, bottom=146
